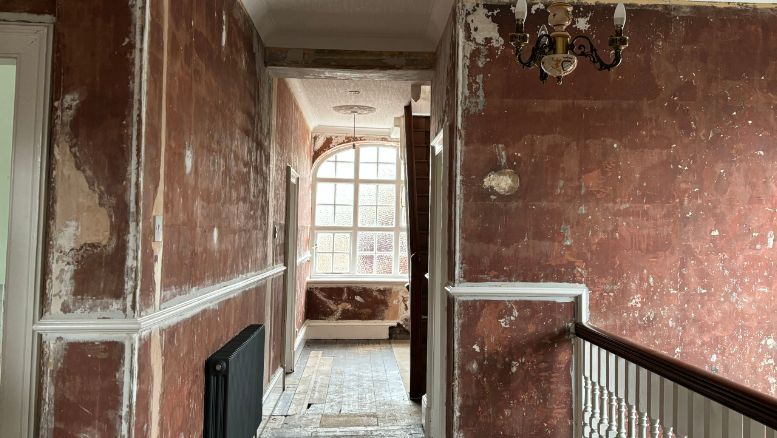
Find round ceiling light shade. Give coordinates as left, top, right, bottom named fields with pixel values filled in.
left=332, top=105, right=376, bottom=115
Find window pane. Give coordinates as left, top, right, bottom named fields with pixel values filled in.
left=333, top=233, right=350, bottom=252
left=335, top=162, right=354, bottom=179
left=360, top=146, right=378, bottom=163
left=399, top=255, right=409, bottom=275
left=334, top=206, right=352, bottom=226
left=317, top=182, right=335, bottom=204
left=317, top=233, right=334, bottom=252
left=377, top=185, right=395, bottom=205
left=378, top=163, right=396, bottom=179
left=315, top=206, right=334, bottom=226
left=376, top=255, right=393, bottom=274
left=357, top=255, right=374, bottom=274
left=338, top=149, right=355, bottom=161
left=333, top=254, right=350, bottom=273
left=376, top=232, right=393, bottom=252
left=358, top=232, right=375, bottom=252
left=360, top=163, right=378, bottom=179
left=399, top=232, right=408, bottom=254
left=359, top=206, right=376, bottom=227
left=379, top=147, right=396, bottom=163
left=359, top=185, right=377, bottom=205
left=317, top=162, right=336, bottom=178
left=377, top=206, right=394, bottom=226
left=316, top=254, right=333, bottom=274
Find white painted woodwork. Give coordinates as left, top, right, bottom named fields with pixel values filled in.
left=0, top=22, right=51, bottom=438
left=578, top=339, right=777, bottom=438
left=304, top=320, right=398, bottom=340
left=283, top=166, right=300, bottom=375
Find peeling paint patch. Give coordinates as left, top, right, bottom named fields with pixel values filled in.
left=465, top=3, right=504, bottom=50
left=184, top=143, right=193, bottom=175
left=483, top=169, right=519, bottom=196
left=573, top=13, right=593, bottom=31
left=560, top=225, right=573, bottom=246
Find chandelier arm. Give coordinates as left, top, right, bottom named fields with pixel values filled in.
left=570, top=35, right=623, bottom=71
left=513, top=33, right=554, bottom=69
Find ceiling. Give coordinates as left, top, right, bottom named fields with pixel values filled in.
left=240, top=0, right=455, bottom=51
left=287, top=79, right=430, bottom=134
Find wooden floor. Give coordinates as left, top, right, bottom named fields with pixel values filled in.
left=259, top=340, right=423, bottom=437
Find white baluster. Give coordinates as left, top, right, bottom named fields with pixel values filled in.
left=627, top=362, right=638, bottom=438
left=675, top=385, right=690, bottom=438
left=744, top=418, right=766, bottom=438
left=584, top=376, right=593, bottom=436
left=708, top=401, right=723, bottom=438
left=661, top=378, right=675, bottom=438
left=629, top=404, right=639, bottom=438
left=599, top=347, right=610, bottom=436
left=639, top=412, right=649, bottom=438
left=723, top=407, right=743, bottom=438
left=618, top=397, right=628, bottom=438
left=651, top=418, right=661, bottom=438
left=590, top=344, right=601, bottom=438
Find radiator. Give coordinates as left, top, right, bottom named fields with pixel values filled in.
left=204, top=324, right=265, bottom=438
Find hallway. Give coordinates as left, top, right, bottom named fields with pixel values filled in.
left=260, top=341, right=423, bottom=437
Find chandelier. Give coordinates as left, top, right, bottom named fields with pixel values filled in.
left=510, top=0, right=629, bottom=84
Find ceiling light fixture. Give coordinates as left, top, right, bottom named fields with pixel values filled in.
left=510, top=0, right=629, bottom=84
left=332, top=105, right=376, bottom=149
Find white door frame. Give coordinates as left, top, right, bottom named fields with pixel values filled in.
left=283, top=165, right=300, bottom=378
left=0, top=22, right=52, bottom=438
left=425, top=128, right=447, bottom=437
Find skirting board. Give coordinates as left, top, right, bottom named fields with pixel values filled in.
left=304, top=320, right=399, bottom=340
left=263, top=367, right=284, bottom=405
left=294, top=321, right=308, bottom=367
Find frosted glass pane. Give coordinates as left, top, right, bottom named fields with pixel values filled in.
left=316, top=254, right=333, bottom=273
left=357, top=255, right=374, bottom=274
left=317, top=182, right=335, bottom=204
left=335, top=183, right=354, bottom=204
left=399, top=232, right=408, bottom=253
left=359, top=184, right=376, bottom=205
left=335, top=162, right=354, bottom=179
left=316, top=206, right=334, bottom=226
left=399, top=256, right=409, bottom=275
left=317, top=162, right=336, bottom=178
left=332, top=254, right=349, bottom=273
left=359, top=206, right=376, bottom=227
left=334, top=206, right=352, bottom=226
left=379, top=147, right=396, bottom=163
left=378, top=163, right=395, bottom=179
left=333, top=233, right=350, bottom=252
left=377, top=206, right=394, bottom=226
left=377, top=185, right=395, bottom=205
left=360, top=146, right=378, bottom=163
left=358, top=232, right=375, bottom=252
left=360, top=163, right=378, bottom=179
left=338, top=149, right=355, bottom=162
left=317, top=233, right=333, bottom=252
left=376, top=232, right=393, bottom=252
left=376, top=255, right=393, bottom=274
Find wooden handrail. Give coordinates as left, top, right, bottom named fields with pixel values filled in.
left=574, top=322, right=777, bottom=430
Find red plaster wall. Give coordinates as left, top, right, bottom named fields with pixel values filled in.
left=458, top=3, right=777, bottom=400
left=43, top=0, right=140, bottom=316
left=453, top=300, right=574, bottom=438
left=306, top=285, right=410, bottom=325
left=0, top=0, right=54, bottom=14
left=133, top=283, right=271, bottom=437
left=39, top=340, right=127, bottom=437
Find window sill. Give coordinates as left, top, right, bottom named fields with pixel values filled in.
left=306, top=277, right=409, bottom=287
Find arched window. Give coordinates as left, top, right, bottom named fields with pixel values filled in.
left=312, top=144, right=408, bottom=278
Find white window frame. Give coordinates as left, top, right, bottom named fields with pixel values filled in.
left=311, top=142, right=408, bottom=281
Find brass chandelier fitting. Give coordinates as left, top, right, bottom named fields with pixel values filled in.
left=510, top=0, right=629, bottom=84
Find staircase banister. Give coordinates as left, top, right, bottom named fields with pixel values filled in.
left=574, top=322, right=777, bottom=430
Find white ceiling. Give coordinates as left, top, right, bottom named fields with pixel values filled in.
left=287, top=79, right=430, bottom=134
left=241, top=0, right=454, bottom=51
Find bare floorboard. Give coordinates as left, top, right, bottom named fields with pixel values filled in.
left=260, top=340, right=422, bottom=438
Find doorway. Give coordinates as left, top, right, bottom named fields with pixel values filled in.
left=0, top=22, right=52, bottom=438
left=283, top=165, right=300, bottom=377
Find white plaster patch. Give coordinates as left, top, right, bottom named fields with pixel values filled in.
left=573, top=13, right=593, bottom=32
left=763, top=336, right=776, bottom=349
left=184, top=143, right=194, bottom=175
left=710, top=229, right=720, bottom=236
left=466, top=3, right=504, bottom=49
left=354, top=295, right=365, bottom=303
left=212, top=227, right=219, bottom=246
left=531, top=3, right=545, bottom=14
left=710, top=353, right=717, bottom=363
left=483, top=169, right=520, bottom=196
left=628, top=295, right=642, bottom=308
left=221, top=11, right=228, bottom=48
left=768, top=230, right=774, bottom=249
left=510, top=361, right=519, bottom=373
left=472, top=344, right=480, bottom=352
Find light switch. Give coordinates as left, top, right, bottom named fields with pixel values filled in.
left=154, top=215, right=163, bottom=242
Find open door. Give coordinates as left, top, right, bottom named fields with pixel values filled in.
left=282, top=166, right=300, bottom=379
left=402, top=104, right=430, bottom=400
left=0, top=22, right=51, bottom=438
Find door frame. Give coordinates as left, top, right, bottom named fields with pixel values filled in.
left=0, top=22, right=52, bottom=438
left=426, top=128, right=447, bottom=437
left=282, top=165, right=300, bottom=379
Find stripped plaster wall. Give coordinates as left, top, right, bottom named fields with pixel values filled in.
left=312, top=132, right=394, bottom=163
left=0, top=0, right=312, bottom=435
left=273, top=79, right=313, bottom=333
left=448, top=1, right=777, bottom=436
left=305, top=284, right=410, bottom=327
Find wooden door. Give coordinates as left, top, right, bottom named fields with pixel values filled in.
left=402, top=105, right=430, bottom=400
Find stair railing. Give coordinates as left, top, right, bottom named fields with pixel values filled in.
left=573, top=322, right=777, bottom=438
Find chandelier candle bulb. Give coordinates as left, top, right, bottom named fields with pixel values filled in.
left=614, top=3, right=627, bottom=28
left=515, top=0, right=528, bottom=22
